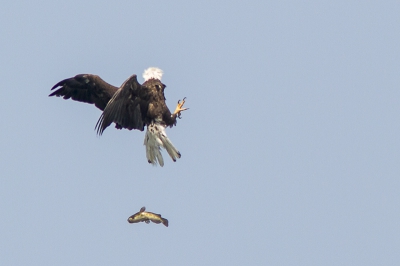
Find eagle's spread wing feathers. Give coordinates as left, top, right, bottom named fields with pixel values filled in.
left=49, top=74, right=118, bottom=111
left=96, top=74, right=147, bottom=134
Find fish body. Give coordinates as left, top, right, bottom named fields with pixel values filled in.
left=128, top=207, right=168, bottom=227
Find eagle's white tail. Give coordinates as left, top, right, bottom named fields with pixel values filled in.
left=144, top=122, right=181, bottom=166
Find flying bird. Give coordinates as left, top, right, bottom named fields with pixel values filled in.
left=49, top=67, right=188, bottom=166
left=127, top=206, right=168, bottom=227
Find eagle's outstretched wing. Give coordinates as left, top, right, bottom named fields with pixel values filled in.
left=95, top=74, right=148, bottom=134
left=49, top=74, right=118, bottom=111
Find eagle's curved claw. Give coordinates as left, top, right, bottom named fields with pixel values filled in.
left=173, top=97, right=189, bottom=118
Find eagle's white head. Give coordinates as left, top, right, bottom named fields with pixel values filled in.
left=143, top=67, right=163, bottom=81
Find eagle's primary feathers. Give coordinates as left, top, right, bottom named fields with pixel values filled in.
left=49, top=67, right=188, bottom=166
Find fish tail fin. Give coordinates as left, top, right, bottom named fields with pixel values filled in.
left=162, top=218, right=168, bottom=227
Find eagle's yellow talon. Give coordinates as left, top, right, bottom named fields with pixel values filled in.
left=173, top=97, right=188, bottom=118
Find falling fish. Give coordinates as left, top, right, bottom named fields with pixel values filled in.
left=127, top=207, right=168, bottom=227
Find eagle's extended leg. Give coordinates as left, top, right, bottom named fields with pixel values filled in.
left=173, top=97, right=188, bottom=118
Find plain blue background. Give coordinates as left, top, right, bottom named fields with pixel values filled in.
left=1, top=1, right=399, bottom=265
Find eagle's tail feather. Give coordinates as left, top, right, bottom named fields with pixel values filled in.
left=144, top=130, right=164, bottom=167
left=144, top=122, right=180, bottom=166
left=160, top=133, right=181, bottom=162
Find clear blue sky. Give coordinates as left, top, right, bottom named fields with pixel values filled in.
left=1, top=1, right=399, bottom=265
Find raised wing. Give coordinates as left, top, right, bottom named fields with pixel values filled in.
left=96, top=74, right=148, bottom=134
left=49, top=74, right=118, bottom=111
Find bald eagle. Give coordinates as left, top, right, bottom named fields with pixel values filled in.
left=127, top=206, right=168, bottom=227
left=49, top=67, right=188, bottom=166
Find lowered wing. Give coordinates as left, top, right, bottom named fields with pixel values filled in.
left=96, top=74, right=148, bottom=134
left=49, top=74, right=118, bottom=111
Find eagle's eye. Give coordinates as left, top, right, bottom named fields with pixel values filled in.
left=156, top=85, right=165, bottom=92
